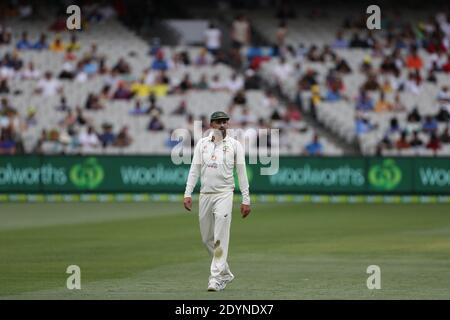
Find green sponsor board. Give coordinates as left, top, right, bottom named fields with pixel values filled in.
left=0, top=156, right=449, bottom=194
left=0, top=157, right=46, bottom=191
left=415, top=158, right=450, bottom=193
left=367, top=158, right=412, bottom=193
left=261, top=157, right=366, bottom=192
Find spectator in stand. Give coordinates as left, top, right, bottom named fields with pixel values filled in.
left=440, top=126, right=450, bottom=143
left=98, top=85, right=111, bottom=100
left=406, top=46, right=423, bottom=70
left=204, top=22, right=221, bottom=56
left=299, top=69, right=318, bottom=90
left=362, top=73, right=380, bottom=91
left=177, top=74, right=194, bottom=93
left=307, top=45, right=323, bottom=62
left=112, top=57, right=131, bottom=74
left=325, top=70, right=345, bottom=101
left=391, top=93, right=407, bottom=112
left=273, top=57, right=293, bottom=92
left=98, top=123, right=116, bottom=147
left=423, top=115, right=438, bottom=134
left=284, top=103, right=302, bottom=122
left=355, top=114, right=376, bottom=135
left=349, top=32, right=370, bottom=48
left=130, top=78, right=151, bottom=98
left=334, top=56, right=352, bottom=74
left=49, top=35, right=65, bottom=52
left=231, top=14, right=251, bottom=49
left=225, top=73, right=244, bottom=93
left=16, top=31, right=32, bottom=50
left=33, top=33, right=48, bottom=50
left=437, top=86, right=450, bottom=113
left=35, top=72, right=62, bottom=97
left=79, top=126, right=100, bottom=150
left=114, top=126, right=132, bottom=147
left=58, top=61, right=76, bottom=79
left=374, top=92, right=393, bottom=112
left=304, top=134, right=323, bottom=156
left=194, top=48, right=211, bottom=67
left=172, top=100, right=187, bottom=115
left=396, top=131, right=410, bottom=150
left=409, top=131, right=424, bottom=148
left=275, top=21, right=288, bottom=52
left=388, top=117, right=401, bottom=134
left=75, top=106, right=88, bottom=126
left=0, top=79, right=9, bottom=94
left=0, top=26, right=12, bottom=45
left=129, top=100, right=148, bottom=116
left=55, top=96, right=70, bottom=112
left=112, top=81, right=133, bottom=100
left=0, top=128, right=16, bottom=154
left=85, top=93, right=104, bottom=110
left=230, top=90, right=247, bottom=111
left=426, top=132, right=441, bottom=152
left=66, top=34, right=81, bottom=52
left=196, top=74, right=209, bottom=90
left=59, top=109, right=76, bottom=129
left=403, top=72, right=422, bottom=95
left=151, top=50, right=169, bottom=71
left=209, top=74, right=225, bottom=91
left=355, top=90, right=374, bottom=111
left=148, top=114, right=165, bottom=131
left=436, top=106, right=450, bottom=122
left=309, top=85, right=321, bottom=119
left=331, top=30, right=349, bottom=49
left=147, top=95, right=163, bottom=115
left=82, top=58, right=99, bottom=77
left=443, top=54, right=450, bottom=72
left=20, top=62, right=40, bottom=80
left=407, top=107, right=422, bottom=122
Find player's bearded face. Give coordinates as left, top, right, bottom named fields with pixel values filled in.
left=211, top=120, right=229, bottom=139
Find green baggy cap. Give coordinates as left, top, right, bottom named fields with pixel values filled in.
left=210, top=111, right=230, bottom=122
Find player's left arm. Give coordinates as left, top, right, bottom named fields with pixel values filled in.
left=235, top=140, right=251, bottom=218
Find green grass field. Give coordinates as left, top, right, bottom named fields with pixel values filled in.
left=1, top=201, right=450, bottom=299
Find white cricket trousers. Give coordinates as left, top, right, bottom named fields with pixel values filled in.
left=199, top=191, right=234, bottom=283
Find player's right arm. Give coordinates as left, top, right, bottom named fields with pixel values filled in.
left=184, top=140, right=202, bottom=211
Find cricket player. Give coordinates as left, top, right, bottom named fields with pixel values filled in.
left=183, top=111, right=251, bottom=292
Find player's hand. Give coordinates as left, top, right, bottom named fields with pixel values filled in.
left=183, top=197, right=192, bottom=211
left=240, top=204, right=251, bottom=218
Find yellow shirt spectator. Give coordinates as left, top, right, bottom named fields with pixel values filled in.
left=50, top=37, right=65, bottom=52
left=131, top=82, right=152, bottom=98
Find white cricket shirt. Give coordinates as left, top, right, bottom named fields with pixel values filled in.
left=184, top=132, right=250, bottom=205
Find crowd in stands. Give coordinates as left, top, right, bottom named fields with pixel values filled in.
left=255, top=6, right=450, bottom=155
left=0, top=2, right=331, bottom=156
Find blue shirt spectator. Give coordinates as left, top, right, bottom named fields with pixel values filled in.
left=304, top=135, right=323, bottom=155
left=83, top=61, right=99, bottom=75
left=129, top=101, right=148, bottom=115
left=355, top=116, right=374, bottom=135
left=16, top=32, right=32, bottom=50
left=32, top=34, right=48, bottom=50
left=331, top=31, right=348, bottom=49
left=355, top=91, right=374, bottom=111
left=422, top=116, right=438, bottom=133
left=98, top=125, right=116, bottom=147
left=151, top=58, right=168, bottom=71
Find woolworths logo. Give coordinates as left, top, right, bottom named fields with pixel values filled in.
left=368, top=159, right=402, bottom=190
left=69, top=158, right=104, bottom=189
left=419, top=167, right=450, bottom=187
